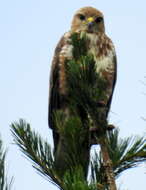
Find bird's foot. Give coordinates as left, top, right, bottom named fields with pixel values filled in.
left=97, top=100, right=107, bottom=107
left=107, top=124, right=115, bottom=131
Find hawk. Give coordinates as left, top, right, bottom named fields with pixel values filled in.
left=48, top=7, right=117, bottom=176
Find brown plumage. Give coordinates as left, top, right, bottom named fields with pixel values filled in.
left=48, top=7, right=117, bottom=176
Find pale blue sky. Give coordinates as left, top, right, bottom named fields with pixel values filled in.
left=0, top=0, right=146, bottom=189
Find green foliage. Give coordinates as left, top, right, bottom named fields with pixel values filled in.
left=66, top=56, right=107, bottom=109
left=11, top=119, right=61, bottom=188
left=70, top=32, right=88, bottom=59
left=106, top=129, right=146, bottom=177
left=11, top=119, right=146, bottom=190
left=11, top=119, right=95, bottom=190
left=91, top=152, right=108, bottom=190
left=91, top=129, right=146, bottom=184
left=54, top=111, right=89, bottom=176
left=66, top=33, right=108, bottom=132
left=0, top=137, right=13, bottom=190
left=63, top=167, right=96, bottom=190
left=66, top=33, right=107, bottom=109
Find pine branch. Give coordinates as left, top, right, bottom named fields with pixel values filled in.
left=11, top=119, right=97, bottom=190
left=66, top=52, right=108, bottom=125
left=0, top=136, right=13, bottom=190
left=91, top=152, right=108, bottom=190
left=106, top=129, right=146, bottom=177
left=54, top=111, right=89, bottom=170
left=11, top=119, right=62, bottom=189
left=66, top=32, right=117, bottom=190
left=91, top=129, right=146, bottom=186
left=62, top=167, right=96, bottom=190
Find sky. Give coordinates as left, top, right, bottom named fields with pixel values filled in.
left=0, top=0, right=146, bottom=189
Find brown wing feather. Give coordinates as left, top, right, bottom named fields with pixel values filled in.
left=48, top=35, right=66, bottom=130
left=106, top=55, right=117, bottom=116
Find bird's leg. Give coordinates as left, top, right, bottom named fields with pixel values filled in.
left=89, top=105, right=109, bottom=145
left=54, top=135, right=69, bottom=177
left=89, top=106, right=107, bottom=131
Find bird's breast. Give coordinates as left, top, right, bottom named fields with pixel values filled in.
left=86, top=33, right=115, bottom=74
left=60, top=32, right=115, bottom=76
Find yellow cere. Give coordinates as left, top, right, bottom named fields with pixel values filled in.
left=87, top=17, right=94, bottom=23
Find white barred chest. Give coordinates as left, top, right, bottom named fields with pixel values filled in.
left=60, top=32, right=116, bottom=74
left=86, top=33, right=115, bottom=73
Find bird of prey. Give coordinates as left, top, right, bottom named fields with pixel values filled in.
left=48, top=7, right=117, bottom=176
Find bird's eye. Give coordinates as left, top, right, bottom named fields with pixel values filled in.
left=95, top=17, right=103, bottom=23
left=79, top=14, right=85, bottom=21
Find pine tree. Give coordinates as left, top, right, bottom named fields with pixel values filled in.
left=10, top=33, right=146, bottom=190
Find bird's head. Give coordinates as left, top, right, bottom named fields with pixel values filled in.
left=71, top=7, right=105, bottom=34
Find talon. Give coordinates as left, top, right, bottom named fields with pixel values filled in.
left=107, top=124, right=115, bottom=130
left=97, top=101, right=106, bottom=107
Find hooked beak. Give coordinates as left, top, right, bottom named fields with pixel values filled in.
left=88, top=22, right=94, bottom=28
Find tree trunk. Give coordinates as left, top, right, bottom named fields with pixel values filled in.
left=98, top=135, right=117, bottom=190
